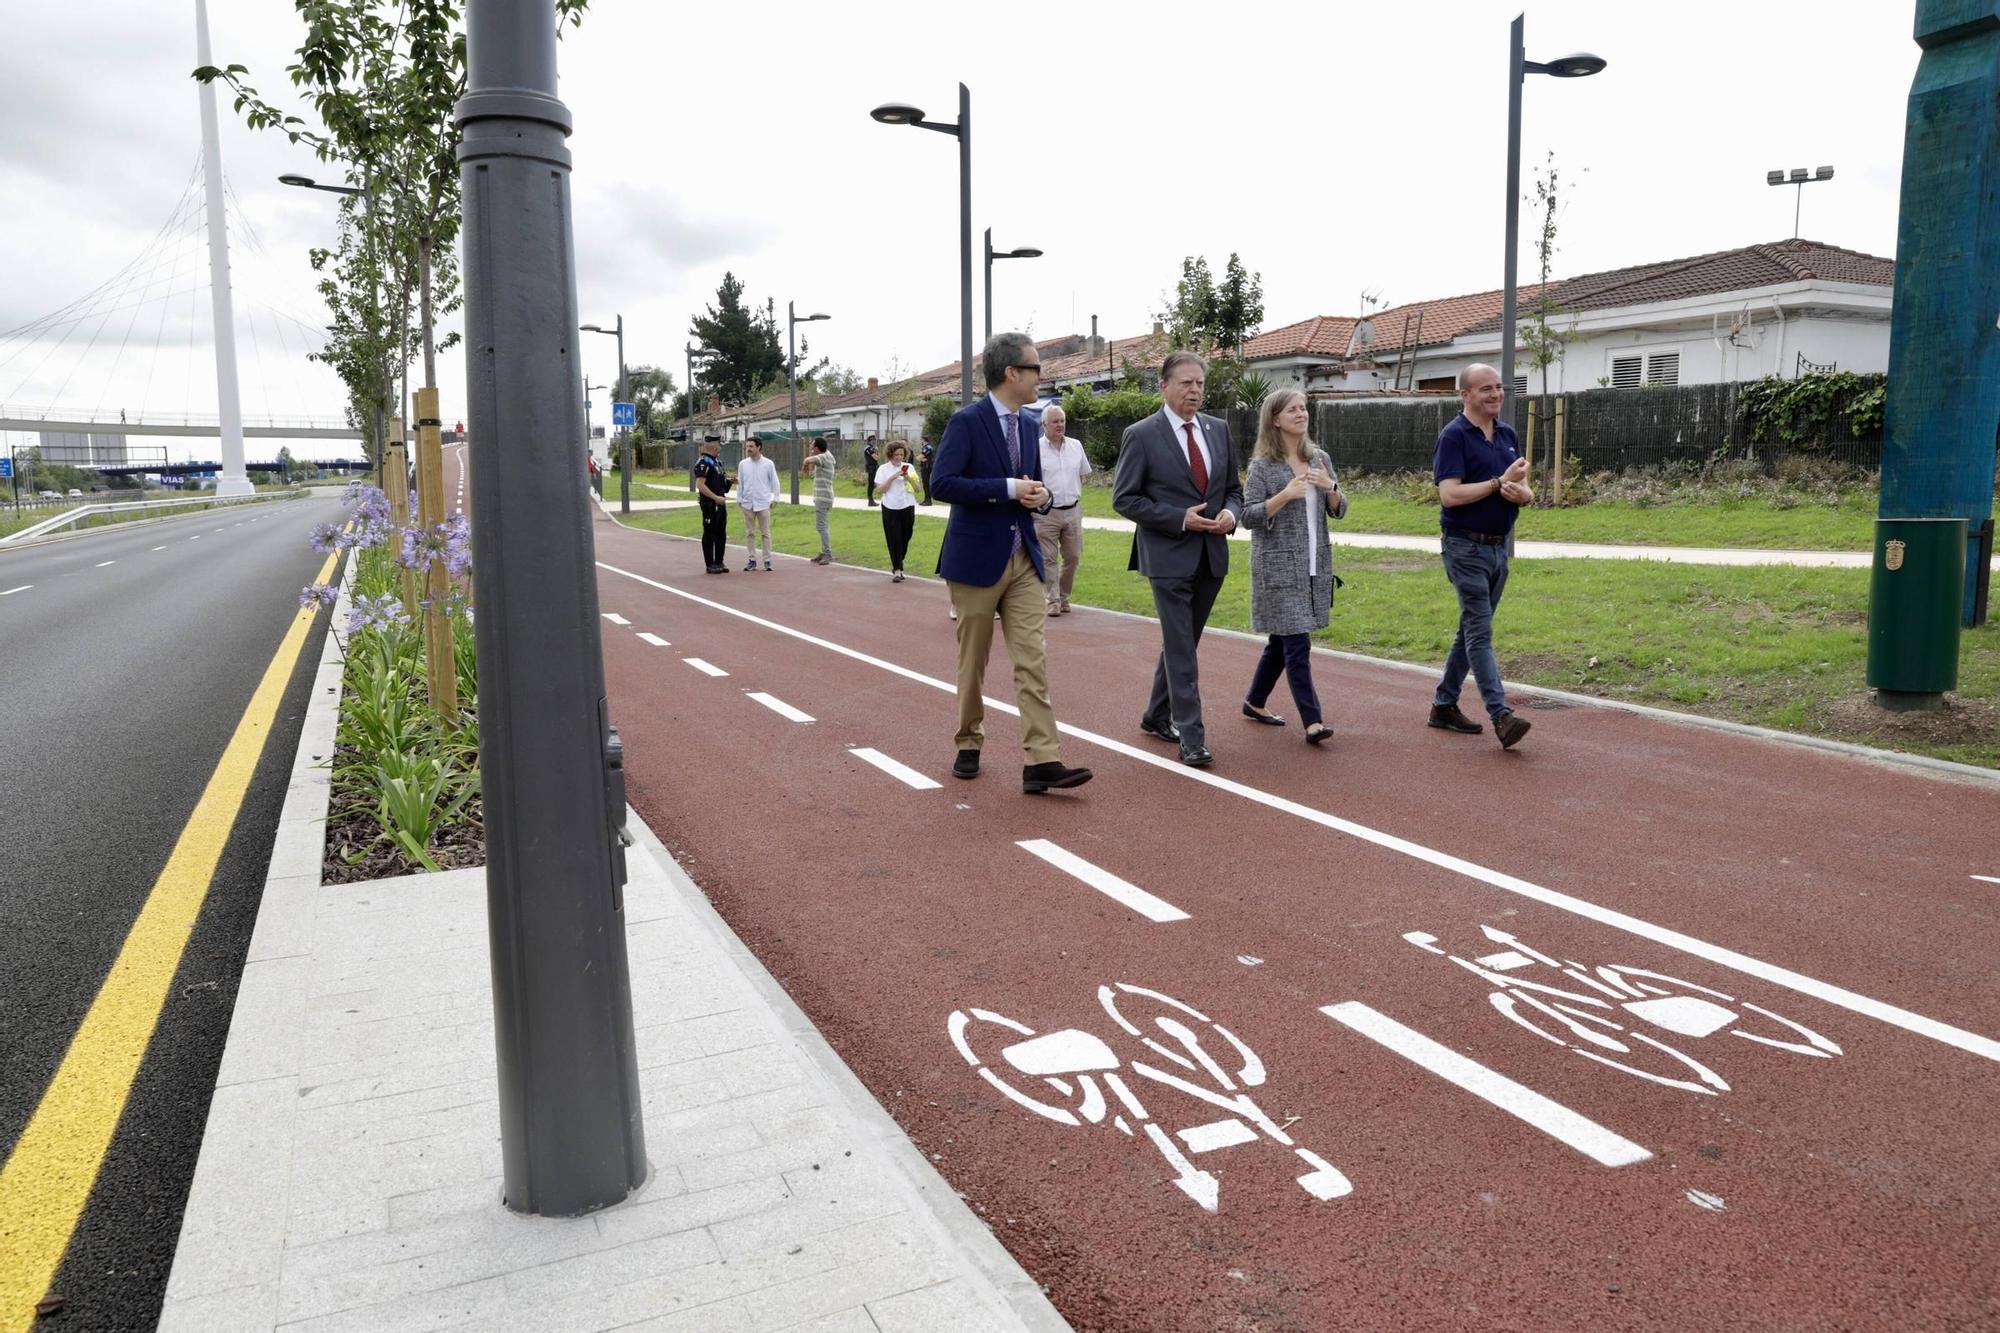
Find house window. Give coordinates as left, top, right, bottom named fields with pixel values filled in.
left=1610, top=349, right=1681, bottom=389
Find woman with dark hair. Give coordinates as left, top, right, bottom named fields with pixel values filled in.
left=874, top=441, right=919, bottom=581
left=1240, top=389, right=1345, bottom=744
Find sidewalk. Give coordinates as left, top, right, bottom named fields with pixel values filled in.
left=159, top=567, right=1069, bottom=1333
left=610, top=487, right=1954, bottom=570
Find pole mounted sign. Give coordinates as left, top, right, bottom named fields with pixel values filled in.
left=612, top=402, right=636, bottom=428
left=0, top=456, right=12, bottom=478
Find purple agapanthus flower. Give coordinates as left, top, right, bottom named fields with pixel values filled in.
left=298, top=582, right=338, bottom=610
left=345, top=593, right=411, bottom=635
left=307, top=522, right=343, bottom=554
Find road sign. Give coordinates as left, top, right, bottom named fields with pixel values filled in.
left=0, top=457, right=12, bottom=478
left=612, top=402, right=636, bottom=428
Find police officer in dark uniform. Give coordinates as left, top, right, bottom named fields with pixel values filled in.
left=692, top=435, right=732, bottom=572
left=863, top=436, right=880, bottom=506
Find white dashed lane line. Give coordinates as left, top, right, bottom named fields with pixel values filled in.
left=1, top=585, right=30, bottom=596
left=602, top=613, right=630, bottom=625
left=95, top=561, right=115, bottom=568
left=745, top=692, right=813, bottom=723
left=152, top=546, right=166, bottom=552
left=683, top=657, right=728, bottom=677
left=637, top=632, right=670, bottom=647
left=188, top=535, right=200, bottom=541
left=1015, top=839, right=1190, bottom=923
left=849, top=747, right=941, bottom=790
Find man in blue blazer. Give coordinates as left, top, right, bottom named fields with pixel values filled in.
left=1112, top=350, right=1245, bottom=767
left=932, top=332, right=1093, bottom=795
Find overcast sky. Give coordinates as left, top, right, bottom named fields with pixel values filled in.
left=1, top=0, right=1918, bottom=460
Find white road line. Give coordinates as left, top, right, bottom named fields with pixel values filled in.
left=602, top=612, right=631, bottom=625
left=683, top=657, right=728, bottom=677
left=95, top=560, right=115, bottom=567
left=597, top=558, right=2000, bottom=1071
left=1974, top=875, right=2000, bottom=886
left=1, top=585, right=30, bottom=596
left=1322, top=1001, right=1653, bottom=1168
left=188, top=535, right=200, bottom=540
left=1016, top=838, right=1190, bottom=923
left=746, top=691, right=814, bottom=723
left=152, top=546, right=166, bottom=551
left=637, top=632, right=670, bottom=647
left=850, top=747, right=942, bottom=790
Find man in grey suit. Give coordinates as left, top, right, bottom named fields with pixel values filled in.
left=1112, top=351, right=1244, bottom=767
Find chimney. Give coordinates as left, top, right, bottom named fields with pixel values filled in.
left=867, top=376, right=879, bottom=393
left=1152, top=320, right=1164, bottom=336
left=1089, top=314, right=1104, bottom=357
left=707, top=394, right=720, bottom=417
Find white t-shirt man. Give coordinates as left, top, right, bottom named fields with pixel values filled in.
left=1038, top=432, right=1092, bottom=507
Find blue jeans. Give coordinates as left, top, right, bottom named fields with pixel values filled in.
left=1435, top=534, right=1510, bottom=719
left=1247, top=633, right=1322, bottom=727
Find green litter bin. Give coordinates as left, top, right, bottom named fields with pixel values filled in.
left=1866, top=517, right=1966, bottom=706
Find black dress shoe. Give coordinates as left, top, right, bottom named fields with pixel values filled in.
left=1023, top=761, right=1093, bottom=794
left=1242, top=701, right=1285, bottom=726
left=1427, top=703, right=1482, bottom=734
left=1178, top=743, right=1213, bottom=768
left=1305, top=723, right=1333, bottom=745
left=952, top=749, right=981, bottom=779
left=1139, top=716, right=1181, bottom=744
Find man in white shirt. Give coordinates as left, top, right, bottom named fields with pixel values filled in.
left=735, top=438, right=781, bottom=570
left=1034, top=405, right=1092, bottom=615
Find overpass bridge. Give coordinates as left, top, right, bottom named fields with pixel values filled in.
left=0, top=407, right=363, bottom=441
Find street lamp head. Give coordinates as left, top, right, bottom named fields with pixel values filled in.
left=870, top=101, right=926, bottom=125
left=581, top=323, right=608, bottom=333
left=999, top=247, right=1044, bottom=260
left=1766, top=169, right=1788, bottom=186
left=804, top=312, right=831, bottom=322
left=1540, top=51, right=1606, bottom=78
left=1814, top=165, right=1835, bottom=181
left=277, top=173, right=316, bottom=188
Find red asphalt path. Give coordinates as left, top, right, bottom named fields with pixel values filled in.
left=592, top=510, right=2000, bottom=1333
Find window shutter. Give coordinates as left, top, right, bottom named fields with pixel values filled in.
left=1512, top=375, right=1528, bottom=396
left=1645, top=351, right=1680, bottom=386
left=1610, top=355, right=1642, bottom=389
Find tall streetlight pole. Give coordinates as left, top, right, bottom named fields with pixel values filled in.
left=278, top=174, right=387, bottom=485
left=1766, top=165, right=1835, bottom=240
left=787, top=301, right=831, bottom=504
left=1500, top=14, right=1605, bottom=427
left=581, top=318, right=627, bottom=513
left=983, top=228, right=1043, bottom=344
left=684, top=342, right=696, bottom=449
left=871, top=84, right=973, bottom=403
left=455, top=0, right=645, bottom=1216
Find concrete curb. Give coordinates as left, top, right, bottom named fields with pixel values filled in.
left=622, top=812, right=1072, bottom=1333
left=600, top=504, right=1999, bottom=788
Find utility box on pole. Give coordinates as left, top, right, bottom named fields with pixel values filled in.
left=456, top=0, right=647, bottom=1216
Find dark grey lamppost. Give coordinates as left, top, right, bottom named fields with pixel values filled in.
left=871, top=85, right=973, bottom=403
left=456, top=0, right=646, bottom=1216
left=278, top=173, right=387, bottom=484
left=983, top=228, right=1043, bottom=343
left=787, top=301, right=830, bottom=504
left=581, top=318, right=627, bottom=512
left=1500, top=14, right=1604, bottom=424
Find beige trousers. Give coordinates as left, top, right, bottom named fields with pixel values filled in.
left=947, top=548, right=1060, bottom=764
left=1033, top=505, right=1085, bottom=605
left=740, top=505, right=772, bottom=560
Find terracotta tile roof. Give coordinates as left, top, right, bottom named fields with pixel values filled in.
left=1239, top=315, right=1362, bottom=360
left=1355, top=287, right=1547, bottom=356
left=1455, top=239, right=1892, bottom=337
left=1042, top=331, right=1174, bottom=385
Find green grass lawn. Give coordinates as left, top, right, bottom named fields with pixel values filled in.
left=620, top=503, right=1999, bottom=769
left=629, top=467, right=1876, bottom=552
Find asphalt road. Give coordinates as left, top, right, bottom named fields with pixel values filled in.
left=591, top=509, right=2000, bottom=1333
left=0, top=494, right=344, bottom=1330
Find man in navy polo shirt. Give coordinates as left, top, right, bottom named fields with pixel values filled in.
left=1429, top=363, right=1534, bottom=748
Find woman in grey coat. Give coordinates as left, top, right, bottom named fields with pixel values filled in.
left=1240, top=388, right=1347, bottom=743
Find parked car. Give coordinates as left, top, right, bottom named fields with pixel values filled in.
left=66, top=488, right=82, bottom=498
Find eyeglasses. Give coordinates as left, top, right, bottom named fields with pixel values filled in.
left=1010, top=362, right=1044, bottom=377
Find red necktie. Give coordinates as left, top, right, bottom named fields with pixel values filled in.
left=1184, top=421, right=1208, bottom=493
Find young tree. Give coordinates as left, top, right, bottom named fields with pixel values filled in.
left=623, top=366, right=677, bottom=439
left=195, top=2, right=591, bottom=461
left=690, top=274, right=786, bottom=407
left=1520, top=151, right=1580, bottom=498
left=1213, top=253, right=1266, bottom=355
left=1156, top=256, right=1217, bottom=351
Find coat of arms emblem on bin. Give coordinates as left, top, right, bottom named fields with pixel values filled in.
left=1884, top=539, right=1906, bottom=571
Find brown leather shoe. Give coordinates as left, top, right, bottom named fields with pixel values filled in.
left=1427, top=704, right=1483, bottom=735
left=1494, top=711, right=1532, bottom=749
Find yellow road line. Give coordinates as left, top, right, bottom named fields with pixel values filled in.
left=0, top=548, right=340, bottom=1331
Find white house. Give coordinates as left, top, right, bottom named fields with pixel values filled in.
left=1243, top=239, right=1893, bottom=397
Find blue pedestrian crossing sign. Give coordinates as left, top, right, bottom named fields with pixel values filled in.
left=0, top=457, right=12, bottom=478
left=612, top=402, right=636, bottom=428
